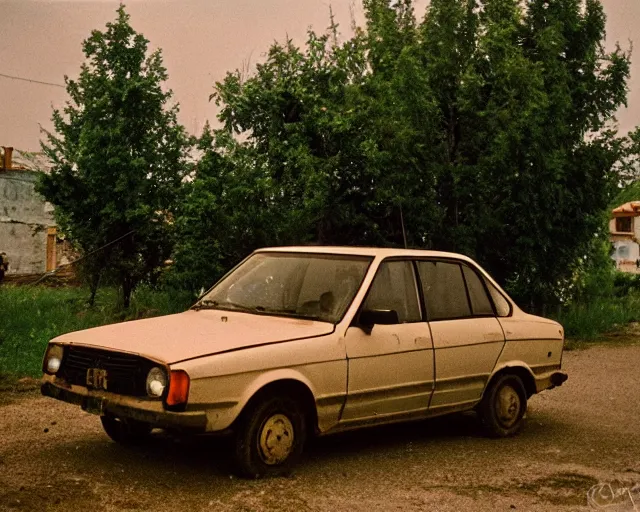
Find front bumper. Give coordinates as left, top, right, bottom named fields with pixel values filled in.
left=41, top=378, right=207, bottom=433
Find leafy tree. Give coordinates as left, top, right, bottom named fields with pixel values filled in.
left=170, top=125, right=287, bottom=292
left=452, top=0, right=629, bottom=310
left=175, top=0, right=631, bottom=310
left=213, top=32, right=386, bottom=246
left=38, top=5, right=189, bottom=307
left=198, top=5, right=443, bottom=251
left=610, top=126, right=640, bottom=205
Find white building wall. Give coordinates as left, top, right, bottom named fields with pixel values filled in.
left=0, top=170, right=55, bottom=274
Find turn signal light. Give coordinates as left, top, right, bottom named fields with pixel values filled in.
left=166, top=370, right=190, bottom=407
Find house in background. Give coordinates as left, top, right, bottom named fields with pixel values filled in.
left=0, top=146, right=72, bottom=278
left=609, top=201, right=640, bottom=273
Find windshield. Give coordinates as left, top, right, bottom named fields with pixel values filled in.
left=194, top=252, right=372, bottom=323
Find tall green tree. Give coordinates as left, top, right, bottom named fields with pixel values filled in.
left=170, top=126, right=286, bottom=292
left=39, top=5, right=189, bottom=307
left=209, top=6, right=443, bottom=248
left=176, top=0, right=631, bottom=309
left=445, top=0, right=629, bottom=309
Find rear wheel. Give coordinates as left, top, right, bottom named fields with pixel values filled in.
left=100, top=415, right=152, bottom=445
left=233, top=395, right=307, bottom=478
left=479, top=373, right=527, bottom=437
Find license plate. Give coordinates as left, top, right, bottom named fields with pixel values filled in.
left=81, top=396, right=104, bottom=416
left=86, top=368, right=108, bottom=390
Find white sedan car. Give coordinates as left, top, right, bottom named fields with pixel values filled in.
left=42, top=247, right=567, bottom=477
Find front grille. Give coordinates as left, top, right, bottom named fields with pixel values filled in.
left=60, top=346, right=156, bottom=396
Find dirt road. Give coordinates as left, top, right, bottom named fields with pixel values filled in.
left=1, top=343, right=639, bottom=512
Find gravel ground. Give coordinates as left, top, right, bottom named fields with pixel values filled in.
left=1, top=343, right=639, bottom=512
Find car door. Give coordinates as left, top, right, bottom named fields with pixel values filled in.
left=341, top=260, right=435, bottom=422
left=416, top=260, right=505, bottom=411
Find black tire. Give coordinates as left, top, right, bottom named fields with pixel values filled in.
left=233, top=394, right=307, bottom=479
left=100, top=415, right=153, bottom=445
left=479, top=373, right=527, bottom=437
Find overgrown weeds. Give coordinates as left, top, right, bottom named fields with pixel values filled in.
left=2, top=273, right=639, bottom=378
left=555, top=293, right=640, bottom=342
left=0, top=285, right=193, bottom=377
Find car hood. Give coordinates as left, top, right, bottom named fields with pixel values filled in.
left=51, top=309, right=335, bottom=364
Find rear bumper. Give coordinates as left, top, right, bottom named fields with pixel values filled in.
left=535, top=370, right=568, bottom=393
left=41, top=379, right=207, bottom=433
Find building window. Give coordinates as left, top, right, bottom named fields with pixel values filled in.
left=616, top=217, right=633, bottom=233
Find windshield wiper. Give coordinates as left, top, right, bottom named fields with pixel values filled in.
left=253, top=307, right=324, bottom=321
left=193, top=301, right=325, bottom=321
left=192, top=299, right=259, bottom=312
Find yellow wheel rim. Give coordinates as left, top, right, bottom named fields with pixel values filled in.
left=258, top=413, right=295, bottom=465
left=496, top=385, right=521, bottom=428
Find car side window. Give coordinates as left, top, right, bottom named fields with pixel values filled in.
left=462, top=265, right=494, bottom=316
left=362, top=261, right=421, bottom=323
left=485, top=280, right=511, bottom=317
left=418, top=261, right=471, bottom=320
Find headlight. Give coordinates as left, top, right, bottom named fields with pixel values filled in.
left=43, top=344, right=64, bottom=374
left=146, top=367, right=167, bottom=397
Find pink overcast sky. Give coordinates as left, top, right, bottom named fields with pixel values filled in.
left=0, top=0, right=638, bottom=152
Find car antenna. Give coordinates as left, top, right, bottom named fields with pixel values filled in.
left=400, top=203, right=408, bottom=249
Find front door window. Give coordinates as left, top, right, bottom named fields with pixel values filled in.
left=362, top=261, right=421, bottom=323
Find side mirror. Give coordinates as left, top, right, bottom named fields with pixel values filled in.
left=358, top=309, right=399, bottom=334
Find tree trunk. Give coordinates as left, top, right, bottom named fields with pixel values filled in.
left=122, top=275, right=133, bottom=309
left=88, top=271, right=101, bottom=306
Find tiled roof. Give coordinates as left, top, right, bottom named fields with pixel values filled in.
left=612, top=201, right=640, bottom=217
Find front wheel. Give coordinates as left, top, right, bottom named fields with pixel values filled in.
left=100, top=415, right=152, bottom=445
left=479, top=373, right=527, bottom=437
left=233, top=395, right=307, bottom=478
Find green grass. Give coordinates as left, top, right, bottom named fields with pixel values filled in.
left=2, top=283, right=639, bottom=378
left=554, top=293, right=640, bottom=341
left=0, top=285, right=193, bottom=377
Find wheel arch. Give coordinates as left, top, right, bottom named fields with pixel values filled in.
left=234, top=372, right=319, bottom=436
left=485, top=362, right=537, bottom=399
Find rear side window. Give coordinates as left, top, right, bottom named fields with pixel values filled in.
left=486, top=280, right=512, bottom=317
left=418, top=261, right=470, bottom=320
left=462, top=265, right=494, bottom=316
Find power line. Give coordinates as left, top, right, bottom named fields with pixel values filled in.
left=0, top=72, right=65, bottom=89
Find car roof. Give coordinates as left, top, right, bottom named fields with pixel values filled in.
left=255, top=246, right=476, bottom=262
